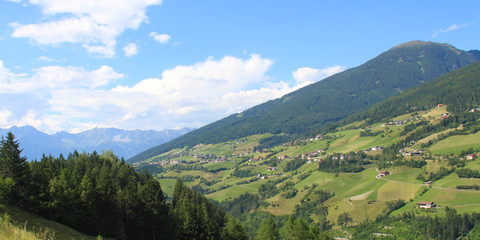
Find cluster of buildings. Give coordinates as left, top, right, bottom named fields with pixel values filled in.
left=257, top=172, right=284, bottom=180
left=148, top=159, right=185, bottom=166
left=296, top=149, right=326, bottom=159
left=355, top=146, right=384, bottom=154
left=399, top=149, right=424, bottom=157
left=383, top=116, right=419, bottom=126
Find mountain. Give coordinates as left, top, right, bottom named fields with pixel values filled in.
left=129, top=41, right=480, bottom=163
left=0, top=126, right=193, bottom=160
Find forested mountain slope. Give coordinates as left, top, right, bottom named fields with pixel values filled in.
left=344, top=60, right=480, bottom=125
left=129, top=41, right=480, bottom=163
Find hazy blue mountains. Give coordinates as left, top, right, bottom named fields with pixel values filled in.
left=0, top=126, right=193, bottom=160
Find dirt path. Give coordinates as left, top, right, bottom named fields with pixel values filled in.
left=350, top=190, right=374, bottom=200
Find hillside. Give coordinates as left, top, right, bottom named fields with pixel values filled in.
left=344, top=61, right=480, bottom=124
left=0, top=126, right=193, bottom=160
left=129, top=41, right=480, bottom=163
left=132, top=61, right=480, bottom=238
left=0, top=204, right=102, bottom=240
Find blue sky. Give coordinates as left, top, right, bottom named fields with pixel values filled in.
left=0, top=0, right=479, bottom=134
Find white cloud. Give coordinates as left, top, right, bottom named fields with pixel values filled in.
left=432, top=23, right=472, bottom=38
left=0, top=54, right=334, bottom=134
left=9, top=0, right=162, bottom=57
left=37, top=56, right=61, bottom=62
left=292, top=66, right=345, bottom=85
left=122, top=43, right=139, bottom=57
left=149, top=32, right=171, bottom=44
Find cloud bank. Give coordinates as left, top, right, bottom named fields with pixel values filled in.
left=0, top=56, right=344, bottom=134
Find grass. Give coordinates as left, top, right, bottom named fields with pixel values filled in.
left=429, top=131, right=480, bottom=155
left=376, top=181, right=423, bottom=201
left=266, top=188, right=309, bottom=216
left=385, top=166, right=423, bottom=183
left=0, top=213, right=52, bottom=240
left=421, top=106, right=448, bottom=119
left=0, top=204, right=101, bottom=240
left=157, top=178, right=178, bottom=197
left=206, top=184, right=258, bottom=201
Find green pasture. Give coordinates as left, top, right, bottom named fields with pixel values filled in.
left=385, top=166, right=423, bottom=183
left=429, top=131, right=480, bottom=155
left=157, top=178, right=178, bottom=197
left=202, top=161, right=237, bottom=171
left=206, top=184, right=258, bottom=202
left=294, top=171, right=335, bottom=190
left=376, top=180, right=423, bottom=201
left=266, top=188, right=310, bottom=216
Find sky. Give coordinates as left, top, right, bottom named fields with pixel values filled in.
left=0, top=0, right=479, bottom=134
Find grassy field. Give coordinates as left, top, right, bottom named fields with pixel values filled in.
left=429, top=131, right=480, bottom=155
left=206, top=184, right=258, bottom=201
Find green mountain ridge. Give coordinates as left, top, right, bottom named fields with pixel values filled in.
left=129, top=40, right=480, bottom=163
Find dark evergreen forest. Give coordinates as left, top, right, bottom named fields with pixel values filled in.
left=0, top=132, right=248, bottom=240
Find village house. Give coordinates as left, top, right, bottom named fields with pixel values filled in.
left=267, top=166, right=276, bottom=171
left=370, top=146, right=384, bottom=151
left=377, top=171, right=390, bottom=177
left=417, top=201, right=435, bottom=209
left=466, top=154, right=477, bottom=160
left=404, top=150, right=422, bottom=157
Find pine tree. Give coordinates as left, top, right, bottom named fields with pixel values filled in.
left=0, top=132, right=29, bottom=205
left=282, top=216, right=296, bottom=240
left=255, top=216, right=280, bottom=240
left=222, top=215, right=248, bottom=240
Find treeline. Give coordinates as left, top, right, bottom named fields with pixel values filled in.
left=318, top=152, right=370, bottom=173
left=456, top=168, right=480, bottom=178
left=254, top=135, right=292, bottom=152
left=0, top=132, right=247, bottom=240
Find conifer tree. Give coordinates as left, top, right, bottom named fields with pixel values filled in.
left=222, top=215, right=248, bottom=240
left=0, top=132, right=29, bottom=205
left=255, top=216, right=280, bottom=240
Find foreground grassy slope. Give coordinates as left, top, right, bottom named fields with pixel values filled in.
left=0, top=204, right=100, bottom=240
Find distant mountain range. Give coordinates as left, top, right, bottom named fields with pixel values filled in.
left=129, top=40, right=480, bottom=163
left=0, top=126, right=193, bottom=160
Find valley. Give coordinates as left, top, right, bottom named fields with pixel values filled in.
left=2, top=41, right=480, bottom=239
left=135, top=103, right=480, bottom=237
